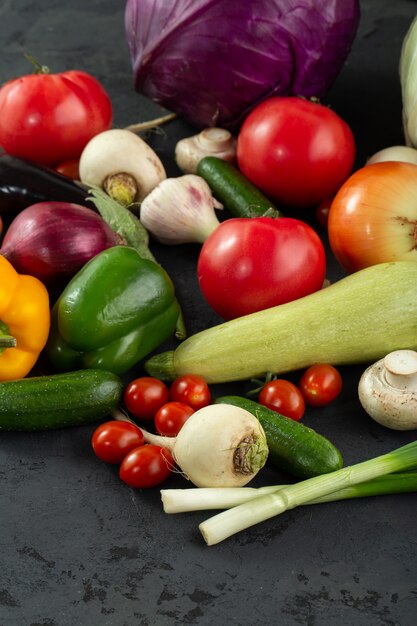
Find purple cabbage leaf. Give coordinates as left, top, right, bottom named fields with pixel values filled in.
left=125, top=0, right=360, bottom=129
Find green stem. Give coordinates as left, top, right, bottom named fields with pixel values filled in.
left=0, top=335, right=17, bottom=348
left=87, top=187, right=187, bottom=340
left=161, top=472, right=417, bottom=513
left=199, top=440, right=417, bottom=545
left=87, top=186, right=156, bottom=262
left=24, top=54, right=50, bottom=75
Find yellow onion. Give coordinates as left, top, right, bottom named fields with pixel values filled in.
left=328, top=161, right=417, bottom=273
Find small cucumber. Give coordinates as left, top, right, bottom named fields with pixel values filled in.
left=197, top=156, right=283, bottom=218
left=0, top=369, right=123, bottom=431
left=215, top=395, right=343, bottom=479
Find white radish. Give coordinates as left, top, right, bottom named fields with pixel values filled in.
left=139, top=403, right=268, bottom=488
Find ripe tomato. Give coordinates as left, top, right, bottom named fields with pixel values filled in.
left=119, top=445, right=174, bottom=488
left=197, top=217, right=326, bottom=320
left=124, top=377, right=170, bottom=420
left=154, top=402, right=194, bottom=437
left=170, top=374, right=211, bottom=410
left=299, top=364, right=343, bottom=407
left=55, top=159, right=81, bottom=181
left=237, top=97, right=355, bottom=208
left=258, top=379, right=305, bottom=421
left=0, top=67, right=112, bottom=166
left=91, top=420, right=144, bottom=464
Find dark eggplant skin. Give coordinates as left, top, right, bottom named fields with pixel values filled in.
left=0, top=151, right=89, bottom=217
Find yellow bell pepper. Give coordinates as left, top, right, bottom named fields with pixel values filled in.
left=0, top=255, right=50, bottom=381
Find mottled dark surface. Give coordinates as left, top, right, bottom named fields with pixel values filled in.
left=1, top=1, right=417, bottom=625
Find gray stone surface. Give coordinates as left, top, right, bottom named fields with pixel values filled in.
left=1, top=2, right=416, bottom=625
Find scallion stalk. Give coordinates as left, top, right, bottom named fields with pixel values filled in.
left=198, top=440, right=417, bottom=545
left=161, top=472, right=417, bottom=514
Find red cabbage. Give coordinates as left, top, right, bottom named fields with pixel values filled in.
left=125, top=0, right=360, bottom=129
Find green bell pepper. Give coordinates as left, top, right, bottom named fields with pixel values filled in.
left=46, top=246, right=181, bottom=375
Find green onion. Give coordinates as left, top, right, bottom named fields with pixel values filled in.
left=161, top=472, right=417, bottom=513
left=198, top=440, right=417, bottom=545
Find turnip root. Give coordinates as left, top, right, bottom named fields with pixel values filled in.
left=139, top=403, right=268, bottom=488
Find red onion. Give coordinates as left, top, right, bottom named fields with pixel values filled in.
left=0, top=201, right=122, bottom=282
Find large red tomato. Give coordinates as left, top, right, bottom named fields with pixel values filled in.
left=197, top=217, right=326, bottom=320
left=237, top=97, right=355, bottom=208
left=0, top=67, right=112, bottom=166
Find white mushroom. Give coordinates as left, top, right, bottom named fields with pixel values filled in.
left=79, top=128, right=166, bottom=206
left=175, top=127, right=237, bottom=174
left=358, top=349, right=417, bottom=430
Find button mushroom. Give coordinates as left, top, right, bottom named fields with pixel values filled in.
left=79, top=128, right=166, bottom=206
left=175, top=127, right=237, bottom=174
left=358, top=349, right=417, bottom=430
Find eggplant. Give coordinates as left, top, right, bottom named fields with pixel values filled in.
left=0, top=152, right=89, bottom=217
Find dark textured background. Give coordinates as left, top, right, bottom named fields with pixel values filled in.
left=1, top=1, right=417, bottom=625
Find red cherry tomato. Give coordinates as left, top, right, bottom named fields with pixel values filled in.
left=299, top=364, right=343, bottom=407
left=91, top=420, right=144, bottom=464
left=0, top=67, right=112, bottom=166
left=154, top=401, right=195, bottom=437
left=170, top=374, right=211, bottom=410
left=55, top=158, right=81, bottom=180
left=197, top=217, right=326, bottom=320
left=237, top=97, right=355, bottom=208
left=258, top=379, right=305, bottom=421
left=316, top=197, right=334, bottom=229
left=119, top=445, right=174, bottom=488
left=124, top=377, right=170, bottom=420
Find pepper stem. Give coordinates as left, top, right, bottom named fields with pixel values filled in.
left=0, top=335, right=17, bottom=348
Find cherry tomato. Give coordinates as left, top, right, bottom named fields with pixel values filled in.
left=0, top=67, right=112, bottom=166
left=197, top=217, right=326, bottom=319
left=119, top=444, right=174, bottom=488
left=124, top=377, right=170, bottom=420
left=258, top=379, right=305, bottom=421
left=170, top=374, right=211, bottom=410
left=316, top=197, right=334, bottom=229
left=55, top=158, right=81, bottom=180
left=299, top=364, right=343, bottom=407
left=237, top=97, right=355, bottom=208
left=91, top=420, right=145, bottom=464
left=155, top=401, right=194, bottom=437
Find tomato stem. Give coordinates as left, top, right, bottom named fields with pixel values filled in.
left=24, top=54, right=50, bottom=75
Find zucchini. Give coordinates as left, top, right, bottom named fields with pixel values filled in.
left=215, top=395, right=343, bottom=478
left=0, top=369, right=122, bottom=431
left=196, top=156, right=283, bottom=219
left=145, top=261, right=417, bottom=383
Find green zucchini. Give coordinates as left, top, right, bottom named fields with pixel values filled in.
left=215, top=396, right=343, bottom=478
left=145, top=261, right=417, bottom=383
left=196, top=156, right=283, bottom=218
left=0, top=369, right=123, bottom=431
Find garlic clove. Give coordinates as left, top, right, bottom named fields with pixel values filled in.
left=140, top=174, right=221, bottom=245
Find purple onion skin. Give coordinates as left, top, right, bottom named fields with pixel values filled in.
left=125, top=0, right=360, bottom=130
left=0, top=202, right=121, bottom=283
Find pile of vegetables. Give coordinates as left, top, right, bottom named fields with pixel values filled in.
left=1, top=5, right=417, bottom=549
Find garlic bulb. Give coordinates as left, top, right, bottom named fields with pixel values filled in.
left=400, top=16, right=417, bottom=147
left=140, top=175, right=222, bottom=244
left=175, top=128, right=237, bottom=174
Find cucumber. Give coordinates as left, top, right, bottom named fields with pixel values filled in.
left=197, top=156, right=283, bottom=218
left=145, top=261, right=417, bottom=383
left=215, top=395, right=343, bottom=479
left=0, top=369, right=123, bottom=431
